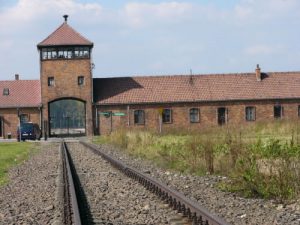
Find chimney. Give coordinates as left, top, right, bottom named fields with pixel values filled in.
left=255, top=64, right=261, bottom=81
left=63, top=15, right=68, bottom=22
left=15, top=74, right=19, bottom=80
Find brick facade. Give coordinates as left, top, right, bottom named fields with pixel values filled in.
left=0, top=108, right=41, bottom=139
left=40, top=58, right=93, bottom=136
left=96, top=100, right=300, bottom=135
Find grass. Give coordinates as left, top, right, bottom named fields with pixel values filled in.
left=0, top=142, right=38, bottom=186
left=93, top=120, right=300, bottom=202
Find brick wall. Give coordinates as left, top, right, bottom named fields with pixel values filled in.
left=96, top=100, right=300, bottom=135
left=0, top=107, right=41, bottom=139
left=40, top=58, right=93, bottom=136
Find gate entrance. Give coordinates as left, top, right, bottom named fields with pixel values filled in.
left=49, top=99, right=86, bottom=137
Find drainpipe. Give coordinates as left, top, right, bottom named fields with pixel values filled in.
left=95, top=107, right=98, bottom=133
left=17, top=108, right=21, bottom=141
left=127, top=105, right=130, bottom=126
left=39, top=106, right=42, bottom=129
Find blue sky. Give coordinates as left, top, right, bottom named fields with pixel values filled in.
left=0, top=0, right=299, bottom=80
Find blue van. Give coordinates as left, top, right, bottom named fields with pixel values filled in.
left=17, top=123, right=41, bottom=141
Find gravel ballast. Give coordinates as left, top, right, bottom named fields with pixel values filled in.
left=1, top=140, right=299, bottom=225
left=93, top=143, right=300, bottom=225
left=67, top=142, right=188, bottom=224
left=0, top=142, right=59, bottom=225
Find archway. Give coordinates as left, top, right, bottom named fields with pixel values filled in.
left=48, top=98, right=86, bottom=137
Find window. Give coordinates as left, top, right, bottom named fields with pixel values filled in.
left=190, top=108, right=200, bottom=123
left=48, top=77, right=54, bottom=87
left=41, top=47, right=90, bottom=60
left=134, top=110, right=145, bottom=125
left=78, top=76, right=85, bottom=86
left=162, top=109, right=172, bottom=123
left=245, top=106, right=256, bottom=121
left=20, top=114, right=29, bottom=123
left=217, top=107, right=228, bottom=125
left=274, top=105, right=283, bottom=119
left=3, top=88, right=9, bottom=96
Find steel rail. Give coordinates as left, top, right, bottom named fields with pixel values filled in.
left=80, top=141, right=231, bottom=225
left=61, top=141, right=82, bottom=225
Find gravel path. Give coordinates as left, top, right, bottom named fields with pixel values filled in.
left=0, top=142, right=59, bottom=225
left=94, top=143, right=300, bottom=225
left=67, top=142, right=187, bottom=224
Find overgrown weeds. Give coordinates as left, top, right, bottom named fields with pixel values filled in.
left=93, top=121, right=300, bottom=202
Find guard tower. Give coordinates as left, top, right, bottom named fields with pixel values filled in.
left=37, top=15, right=94, bottom=137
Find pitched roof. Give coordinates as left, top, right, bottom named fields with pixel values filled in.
left=93, top=72, right=300, bottom=105
left=0, top=80, right=41, bottom=108
left=37, top=22, right=93, bottom=47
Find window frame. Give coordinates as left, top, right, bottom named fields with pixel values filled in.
left=189, top=108, right=200, bottom=123
left=134, top=110, right=145, bottom=125
left=162, top=108, right=172, bottom=123
left=78, top=76, right=85, bottom=86
left=19, top=114, right=29, bottom=123
left=274, top=105, right=283, bottom=119
left=245, top=106, right=256, bottom=121
left=217, top=107, right=228, bottom=125
left=41, top=47, right=90, bottom=60
left=48, top=77, right=55, bottom=87
left=3, top=88, right=9, bottom=96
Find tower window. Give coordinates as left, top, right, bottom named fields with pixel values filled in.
left=78, top=76, right=85, bottom=86
left=48, top=77, right=55, bottom=87
left=41, top=47, right=90, bottom=60
left=3, top=88, right=9, bottom=96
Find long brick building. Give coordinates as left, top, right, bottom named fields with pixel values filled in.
left=1, top=16, right=300, bottom=138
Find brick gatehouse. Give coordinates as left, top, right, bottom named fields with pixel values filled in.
left=1, top=16, right=300, bottom=138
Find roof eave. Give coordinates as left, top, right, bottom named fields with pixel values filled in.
left=95, top=97, right=300, bottom=106
left=37, top=43, right=94, bottom=49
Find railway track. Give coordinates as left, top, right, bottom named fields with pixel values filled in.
left=60, top=140, right=230, bottom=225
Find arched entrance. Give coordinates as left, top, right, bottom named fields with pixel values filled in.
left=48, top=98, right=86, bottom=137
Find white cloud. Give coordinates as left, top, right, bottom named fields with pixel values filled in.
left=123, top=2, right=193, bottom=28
left=0, top=0, right=103, bottom=32
left=234, top=0, right=300, bottom=22
left=244, top=45, right=284, bottom=55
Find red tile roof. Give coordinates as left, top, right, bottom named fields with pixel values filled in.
left=93, top=72, right=300, bottom=105
left=0, top=80, right=41, bottom=108
left=37, top=22, right=93, bottom=47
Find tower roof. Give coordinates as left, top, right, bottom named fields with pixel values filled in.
left=37, top=16, right=93, bottom=48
